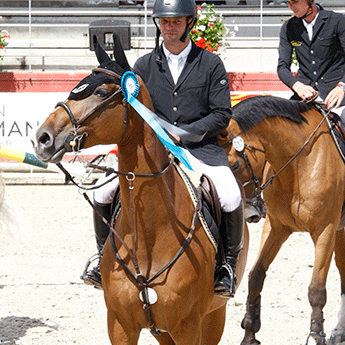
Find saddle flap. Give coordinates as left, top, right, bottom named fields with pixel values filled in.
left=200, top=174, right=222, bottom=228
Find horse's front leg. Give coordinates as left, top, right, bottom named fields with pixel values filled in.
left=328, top=228, right=345, bottom=345
left=241, top=216, right=291, bottom=345
left=306, top=224, right=336, bottom=345
left=107, top=309, right=141, bottom=345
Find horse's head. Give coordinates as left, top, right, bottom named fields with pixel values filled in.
left=32, top=34, right=141, bottom=163
left=223, top=109, right=267, bottom=223
left=224, top=96, right=313, bottom=222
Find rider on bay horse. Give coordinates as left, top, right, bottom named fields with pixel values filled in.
left=81, top=0, right=245, bottom=298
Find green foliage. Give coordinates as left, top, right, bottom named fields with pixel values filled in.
left=0, top=17, right=10, bottom=60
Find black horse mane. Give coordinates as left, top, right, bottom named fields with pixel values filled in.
left=232, top=96, right=311, bottom=132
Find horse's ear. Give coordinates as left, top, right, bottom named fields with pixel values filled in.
left=112, top=33, right=131, bottom=71
left=93, top=35, right=111, bottom=65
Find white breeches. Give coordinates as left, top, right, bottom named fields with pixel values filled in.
left=94, top=170, right=119, bottom=205
left=94, top=161, right=241, bottom=213
left=199, top=161, right=242, bottom=212
left=333, top=105, right=345, bottom=122
left=315, top=95, right=345, bottom=121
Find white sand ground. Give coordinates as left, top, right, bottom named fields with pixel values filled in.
left=0, top=184, right=341, bottom=345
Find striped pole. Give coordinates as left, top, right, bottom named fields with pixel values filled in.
left=0, top=145, right=49, bottom=169
left=0, top=145, right=85, bottom=176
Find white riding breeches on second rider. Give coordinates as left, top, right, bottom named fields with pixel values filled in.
left=94, top=160, right=242, bottom=213
left=314, top=95, right=345, bottom=122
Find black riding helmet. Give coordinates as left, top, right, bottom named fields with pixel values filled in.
left=152, top=0, right=197, bottom=51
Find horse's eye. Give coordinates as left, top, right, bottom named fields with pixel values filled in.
left=94, top=87, right=109, bottom=98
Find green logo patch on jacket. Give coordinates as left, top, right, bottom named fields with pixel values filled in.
left=291, top=40, right=302, bottom=47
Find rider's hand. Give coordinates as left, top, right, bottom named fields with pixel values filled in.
left=169, top=132, right=181, bottom=143
left=324, top=86, right=345, bottom=110
left=292, top=82, right=317, bottom=101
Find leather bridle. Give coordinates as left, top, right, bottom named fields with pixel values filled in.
left=56, top=68, right=128, bottom=152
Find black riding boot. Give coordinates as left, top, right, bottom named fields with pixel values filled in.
left=215, top=201, right=245, bottom=298
left=81, top=201, right=111, bottom=289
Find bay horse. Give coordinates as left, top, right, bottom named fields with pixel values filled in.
left=31, top=36, right=249, bottom=345
left=225, top=95, right=345, bottom=345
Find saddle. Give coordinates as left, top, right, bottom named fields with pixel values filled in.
left=200, top=175, right=222, bottom=229
left=312, top=102, right=345, bottom=163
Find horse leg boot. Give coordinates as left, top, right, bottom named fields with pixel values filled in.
left=81, top=201, right=111, bottom=288
left=215, top=201, right=245, bottom=297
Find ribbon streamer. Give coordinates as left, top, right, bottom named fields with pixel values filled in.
left=121, top=72, right=193, bottom=171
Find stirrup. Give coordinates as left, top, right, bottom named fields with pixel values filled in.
left=214, top=263, right=236, bottom=298
left=80, top=253, right=103, bottom=290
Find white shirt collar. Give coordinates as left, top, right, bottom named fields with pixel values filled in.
left=303, top=12, right=319, bottom=40
left=163, top=39, right=192, bottom=65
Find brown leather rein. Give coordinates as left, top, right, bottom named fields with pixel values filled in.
left=232, top=97, right=331, bottom=193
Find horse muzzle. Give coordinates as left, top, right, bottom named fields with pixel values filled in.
left=32, top=127, right=75, bottom=163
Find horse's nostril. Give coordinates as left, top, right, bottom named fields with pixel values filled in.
left=39, top=132, right=51, bottom=145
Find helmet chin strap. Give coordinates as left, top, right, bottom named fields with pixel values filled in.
left=300, top=0, right=314, bottom=19
left=180, top=17, right=197, bottom=43
left=153, top=17, right=196, bottom=50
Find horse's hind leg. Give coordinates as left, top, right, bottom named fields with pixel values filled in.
left=306, top=225, right=336, bottom=345
left=328, top=228, right=345, bottom=345
left=241, top=217, right=291, bottom=345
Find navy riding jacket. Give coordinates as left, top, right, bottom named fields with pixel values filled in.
left=133, top=41, right=232, bottom=167
left=277, top=6, right=345, bottom=105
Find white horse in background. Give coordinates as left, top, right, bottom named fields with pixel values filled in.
left=0, top=173, right=22, bottom=236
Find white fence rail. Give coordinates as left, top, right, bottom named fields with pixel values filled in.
left=1, top=1, right=344, bottom=72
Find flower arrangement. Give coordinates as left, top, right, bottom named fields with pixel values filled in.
left=190, top=3, right=227, bottom=53
left=0, top=17, right=10, bottom=60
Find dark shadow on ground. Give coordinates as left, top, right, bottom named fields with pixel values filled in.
left=0, top=316, right=57, bottom=345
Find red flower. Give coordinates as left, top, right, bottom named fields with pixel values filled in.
left=196, top=38, right=206, bottom=49
left=209, top=23, right=214, bottom=27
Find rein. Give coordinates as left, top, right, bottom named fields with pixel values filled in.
left=82, top=159, right=200, bottom=337
left=237, top=100, right=330, bottom=192
left=260, top=114, right=327, bottom=190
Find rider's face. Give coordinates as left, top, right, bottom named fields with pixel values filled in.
left=287, top=0, right=310, bottom=18
left=159, top=17, right=188, bottom=45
